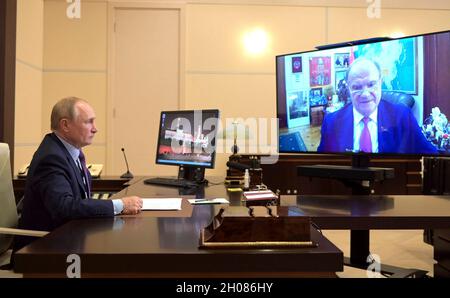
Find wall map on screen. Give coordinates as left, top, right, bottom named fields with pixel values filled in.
left=276, top=30, right=450, bottom=156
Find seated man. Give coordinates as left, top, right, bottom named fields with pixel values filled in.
left=317, top=58, right=437, bottom=154
left=14, top=97, right=143, bottom=251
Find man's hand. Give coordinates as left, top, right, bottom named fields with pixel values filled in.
left=121, top=196, right=143, bottom=215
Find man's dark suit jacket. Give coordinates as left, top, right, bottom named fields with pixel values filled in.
left=14, top=133, right=114, bottom=251
left=317, top=100, right=438, bottom=154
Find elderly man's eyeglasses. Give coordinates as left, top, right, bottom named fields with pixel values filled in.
left=349, top=80, right=380, bottom=95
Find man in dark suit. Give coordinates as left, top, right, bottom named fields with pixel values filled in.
left=15, top=97, right=143, bottom=251
left=317, top=58, right=437, bottom=154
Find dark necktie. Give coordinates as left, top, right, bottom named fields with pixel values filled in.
left=78, top=150, right=91, bottom=198
left=360, top=117, right=372, bottom=153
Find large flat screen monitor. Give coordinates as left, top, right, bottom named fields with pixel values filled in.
left=155, top=109, right=219, bottom=178
left=276, top=30, right=450, bottom=156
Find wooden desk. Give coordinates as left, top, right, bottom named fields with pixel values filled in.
left=13, top=180, right=343, bottom=278
left=282, top=195, right=450, bottom=229
left=281, top=194, right=450, bottom=276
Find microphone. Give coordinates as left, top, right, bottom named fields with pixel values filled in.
left=226, top=161, right=251, bottom=171
left=120, top=148, right=134, bottom=179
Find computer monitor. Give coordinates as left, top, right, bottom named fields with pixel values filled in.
left=276, top=29, right=450, bottom=158
left=155, top=109, right=219, bottom=182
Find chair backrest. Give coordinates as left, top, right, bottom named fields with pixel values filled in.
left=0, top=143, right=18, bottom=254
left=382, top=91, right=415, bottom=109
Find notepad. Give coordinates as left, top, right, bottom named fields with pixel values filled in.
left=142, top=198, right=182, bottom=210
left=188, top=198, right=230, bottom=205
left=243, top=190, right=278, bottom=201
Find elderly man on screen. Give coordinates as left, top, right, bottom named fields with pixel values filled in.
left=317, top=58, right=437, bottom=154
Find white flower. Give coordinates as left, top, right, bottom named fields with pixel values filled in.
left=431, top=107, right=441, bottom=118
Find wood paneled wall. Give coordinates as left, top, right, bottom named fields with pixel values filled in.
left=424, top=31, right=450, bottom=119
left=0, top=0, right=16, bottom=170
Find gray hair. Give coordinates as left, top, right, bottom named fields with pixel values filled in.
left=345, top=58, right=382, bottom=83
left=50, top=97, right=86, bottom=131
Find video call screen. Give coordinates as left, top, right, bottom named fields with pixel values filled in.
left=276, top=30, right=450, bottom=155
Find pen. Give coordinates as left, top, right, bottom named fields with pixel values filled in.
left=193, top=199, right=224, bottom=205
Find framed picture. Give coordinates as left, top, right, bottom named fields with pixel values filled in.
left=309, top=57, right=331, bottom=87
left=334, top=53, right=350, bottom=69
left=292, top=56, right=302, bottom=73
left=335, top=70, right=347, bottom=89
left=310, top=87, right=322, bottom=98
left=309, top=87, right=327, bottom=107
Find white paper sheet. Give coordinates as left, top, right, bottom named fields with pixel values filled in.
left=142, top=198, right=182, bottom=210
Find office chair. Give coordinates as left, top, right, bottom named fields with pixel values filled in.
left=0, top=143, right=48, bottom=275
left=382, top=91, right=415, bottom=109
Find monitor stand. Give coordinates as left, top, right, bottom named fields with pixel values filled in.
left=297, top=154, right=397, bottom=270
left=297, top=154, right=395, bottom=195
left=178, top=165, right=208, bottom=185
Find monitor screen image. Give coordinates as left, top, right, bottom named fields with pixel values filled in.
left=155, top=109, right=219, bottom=168
left=276, top=30, right=450, bottom=156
